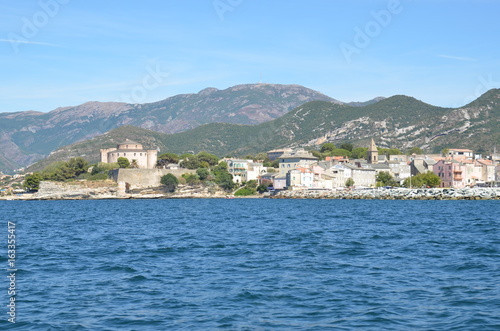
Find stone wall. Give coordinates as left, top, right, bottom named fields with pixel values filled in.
left=110, top=168, right=196, bottom=189
left=272, top=187, right=500, bottom=200
left=32, top=181, right=120, bottom=200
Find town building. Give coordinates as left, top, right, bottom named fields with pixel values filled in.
left=226, top=159, right=265, bottom=183
left=367, top=138, right=379, bottom=164
left=100, top=139, right=158, bottom=169
left=267, top=148, right=293, bottom=161
left=447, top=148, right=474, bottom=160
left=278, top=149, right=318, bottom=176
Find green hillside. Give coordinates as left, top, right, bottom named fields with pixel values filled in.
left=27, top=89, right=500, bottom=172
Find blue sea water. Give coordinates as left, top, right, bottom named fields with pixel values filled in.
left=0, top=199, right=499, bottom=330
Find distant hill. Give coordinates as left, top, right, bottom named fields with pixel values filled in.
left=346, top=97, right=386, bottom=107
left=0, top=84, right=340, bottom=173
left=28, top=89, right=500, bottom=172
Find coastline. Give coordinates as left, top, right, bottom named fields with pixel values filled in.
left=271, top=187, right=500, bottom=200
left=1, top=185, right=499, bottom=201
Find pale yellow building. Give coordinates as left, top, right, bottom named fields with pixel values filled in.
left=100, top=139, right=157, bottom=169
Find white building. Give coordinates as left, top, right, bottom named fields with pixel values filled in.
left=226, top=159, right=265, bottom=183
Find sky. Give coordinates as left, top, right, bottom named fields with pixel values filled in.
left=1, top=0, right=499, bottom=113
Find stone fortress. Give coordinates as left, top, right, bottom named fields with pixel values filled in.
left=100, top=139, right=157, bottom=169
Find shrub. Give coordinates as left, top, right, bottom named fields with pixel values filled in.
left=161, top=174, right=179, bottom=192
left=234, top=188, right=255, bottom=196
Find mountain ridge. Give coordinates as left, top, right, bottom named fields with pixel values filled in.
left=0, top=83, right=343, bottom=173
left=26, top=89, right=500, bottom=173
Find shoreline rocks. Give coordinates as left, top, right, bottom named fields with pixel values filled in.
left=271, top=187, right=500, bottom=200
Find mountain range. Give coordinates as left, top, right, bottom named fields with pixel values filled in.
left=2, top=84, right=357, bottom=173
left=24, top=88, right=500, bottom=174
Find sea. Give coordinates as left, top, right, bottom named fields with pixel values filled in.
left=0, top=199, right=499, bottom=330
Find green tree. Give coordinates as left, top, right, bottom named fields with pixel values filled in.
left=182, top=173, right=200, bottom=185
left=196, top=168, right=210, bottom=181
left=378, top=148, right=402, bottom=158
left=320, top=143, right=336, bottom=153
left=91, top=162, right=119, bottom=175
left=197, top=151, right=219, bottom=166
left=340, top=142, right=353, bottom=152
left=403, top=172, right=441, bottom=188
left=331, top=149, right=352, bottom=157
left=212, top=163, right=236, bottom=191
left=117, top=157, right=130, bottom=168
left=156, top=153, right=180, bottom=167
left=407, top=147, right=424, bottom=155
left=422, top=172, right=441, bottom=188
left=376, top=171, right=398, bottom=187
left=67, top=157, right=89, bottom=176
left=256, top=184, right=269, bottom=193
left=351, top=147, right=368, bottom=159
left=442, top=148, right=450, bottom=157
left=310, top=150, right=324, bottom=160
left=255, top=153, right=269, bottom=162
left=24, top=173, right=43, bottom=191
left=345, top=177, right=355, bottom=188
left=180, top=155, right=200, bottom=169
left=161, top=173, right=179, bottom=192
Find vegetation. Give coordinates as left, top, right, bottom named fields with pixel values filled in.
left=351, top=147, right=368, bottom=159
left=196, top=168, right=210, bottom=181
left=234, top=180, right=259, bottom=196
left=25, top=88, right=500, bottom=174
left=378, top=148, right=402, bottom=158
left=39, top=157, right=89, bottom=181
left=403, top=172, right=441, bottom=188
left=320, top=143, right=336, bottom=153
left=23, top=173, right=43, bottom=191
left=407, top=147, right=424, bottom=155
left=211, top=162, right=236, bottom=191
left=376, top=171, right=399, bottom=187
left=339, top=143, right=353, bottom=151
left=156, top=153, right=180, bottom=167
left=182, top=173, right=200, bottom=185
left=160, top=173, right=179, bottom=192
left=117, top=157, right=130, bottom=168
left=345, top=177, right=355, bottom=188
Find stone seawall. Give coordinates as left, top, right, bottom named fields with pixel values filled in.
left=272, top=188, right=500, bottom=200
left=110, top=168, right=196, bottom=190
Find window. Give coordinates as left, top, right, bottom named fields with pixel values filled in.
left=134, top=153, right=136, bottom=156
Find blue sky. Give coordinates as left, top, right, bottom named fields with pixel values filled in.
left=1, top=0, right=499, bottom=113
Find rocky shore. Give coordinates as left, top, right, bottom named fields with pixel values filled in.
left=2, top=181, right=499, bottom=201
left=271, top=187, right=500, bottom=200
left=4, top=181, right=231, bottom=200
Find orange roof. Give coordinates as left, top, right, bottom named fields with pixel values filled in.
left=477, top=159, right=493, bottom=165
